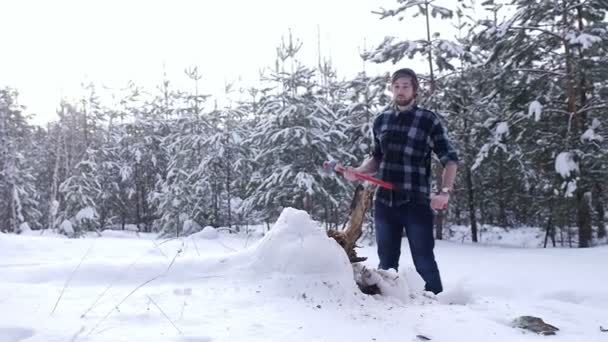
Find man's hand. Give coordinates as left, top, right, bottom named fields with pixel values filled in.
left=431, top=193, right=450, bottom=210
left=342, top=167, right=359, bottom=181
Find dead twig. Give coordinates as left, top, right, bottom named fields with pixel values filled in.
left=147, top=295, right=182, bottom=334
left=87, top=244, right=183, bottom=336
left=51, top=241, right=96, bottom=315
left=80, top=250, right=154, bottom=318
left=189, top=237, right=201, bottom=257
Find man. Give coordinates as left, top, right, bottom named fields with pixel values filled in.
left=344, top=68, right=458, bottom=295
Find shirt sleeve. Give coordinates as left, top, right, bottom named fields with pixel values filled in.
left=430, top=114, right=459, bottom=166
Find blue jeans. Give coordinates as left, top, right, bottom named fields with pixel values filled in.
left=374, top=200, right=443, bottom=294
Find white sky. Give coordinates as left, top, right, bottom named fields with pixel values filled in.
left=1, top=0, right=441, bottom=124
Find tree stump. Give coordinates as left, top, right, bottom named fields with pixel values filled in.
left=327, top=183, right=375, bottom=263
left=326, top=183, right=390, bottom=295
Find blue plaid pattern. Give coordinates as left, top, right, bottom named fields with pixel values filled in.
left=371, top=105, right=459, bottom=207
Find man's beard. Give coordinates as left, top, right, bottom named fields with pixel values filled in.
left=395, top=96, right=415, bottom=107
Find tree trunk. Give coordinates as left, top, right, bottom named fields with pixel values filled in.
left=577, top=190, right=592, bottom=247
left=48, top=125, right=61, bottom=231
left=594, top=183, right=606, bottom=239
left=135, top=163, right=142, bottom=229
left=544, top=199, right=556, bottom=248
left=466, top=167, right=478, bottom=242
left=227, top=164, right=233, bottom=230
left=498, top=156, right=508, bottom=227
left=212, top=177, right=219, bottom=227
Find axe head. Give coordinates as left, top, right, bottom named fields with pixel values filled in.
left=323, top=160, right=338, bottom=171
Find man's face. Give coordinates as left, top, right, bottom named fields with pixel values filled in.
left=391, top=77, right=415, bottom=107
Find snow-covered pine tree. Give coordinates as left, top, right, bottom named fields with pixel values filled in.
left=111, top=83, right=167, bottom=232
left=0, top=88, right=41, bottom=233
left=329, top=71, right=393, bottom=230
left=482, top=0, right=608, bottom=247
left=197, top=103, right=252, bottom=230
left=28, top=125, right=55, bottom=231
left=58, top=148, right=102, bottom=236
left=363, top=0, right=467, bottom=91
left=79, top=82, right=107, bottom=149
left=244, top=32, right=352, bottom=224
left=153, top=75, right=215, bottom=236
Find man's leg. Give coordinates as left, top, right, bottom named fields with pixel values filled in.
left=403, top=202, right=443, bottom=294
left=374, top=201, right=403, bottom=271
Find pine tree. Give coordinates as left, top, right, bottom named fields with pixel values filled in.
left=482, top=0, right=608, bottom=247
left=0, top=88, right=41, bottom=232
left=244, top=32, right=352, bottom=224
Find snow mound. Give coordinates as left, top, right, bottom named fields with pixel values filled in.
left=251, top=208, right=352, bottom=276
left=153, top=208, right=361, bottom=306
left=245, top=208, right=357, bottom=302
left=192, top=226, right=219, bottom=240
left=182, top=208, right=359, bottom=303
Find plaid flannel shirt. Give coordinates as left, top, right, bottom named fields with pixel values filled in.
left=371, top=104, right=459, bottom=207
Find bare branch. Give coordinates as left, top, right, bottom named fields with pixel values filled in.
left=147, top=295, right=182, bottom=334
left=510, top=26, right=564, bottom=41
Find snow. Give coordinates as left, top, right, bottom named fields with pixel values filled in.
left=438, top=39, right=463, bottom=56
left=192, top=225, right=219, bottom=239
left=182, top=219, right=202, bottom=235
left=449, top=224, right=545, bottom=247
left=59, top=219, right=74, bottom=234
left=1, top=208, right=608, bottom=341
left=555, top=152, right=579, bottom=178
left=472, top=143, right=490, bottom=170
left=50, top=200, right=59, bottom=216
left=581, top=128, right=603, bottom=142
left=566, top=32, right=602, bottom=50
left=18, top=222, right=32, bottom=233
left=251, top=208, right=352, bottom=279
left=528, top=100, right=543, bottom=121
left=76, top=206, right=98, bottom=221
left=101, top=229, right=141, bottom=238
left=564, top=179, right=577, bottom=198
left=581, top=119, right=603, bottom=143
left=495, top=121, right=509, bottom=140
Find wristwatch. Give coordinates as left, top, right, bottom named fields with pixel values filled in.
left=440, top=187, right=452, bottom=195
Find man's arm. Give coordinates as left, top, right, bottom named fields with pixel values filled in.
left=431, top=161, right=458, bottom=210
left=440, top=161, right=458, bottom=192
left=343, top=156, right=380, bottom=181
left=353, top=156, right=380, bottom=175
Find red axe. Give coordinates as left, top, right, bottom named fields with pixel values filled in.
left=323, top=160, right=395, bottom=190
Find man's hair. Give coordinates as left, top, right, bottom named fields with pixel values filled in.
left=391, top=68, right=418, bottom=92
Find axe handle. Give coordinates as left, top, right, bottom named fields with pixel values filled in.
left=332, top=164, right=395, bottom=190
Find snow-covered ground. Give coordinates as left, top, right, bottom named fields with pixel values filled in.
left=1, top=208, right=607, bottom=342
